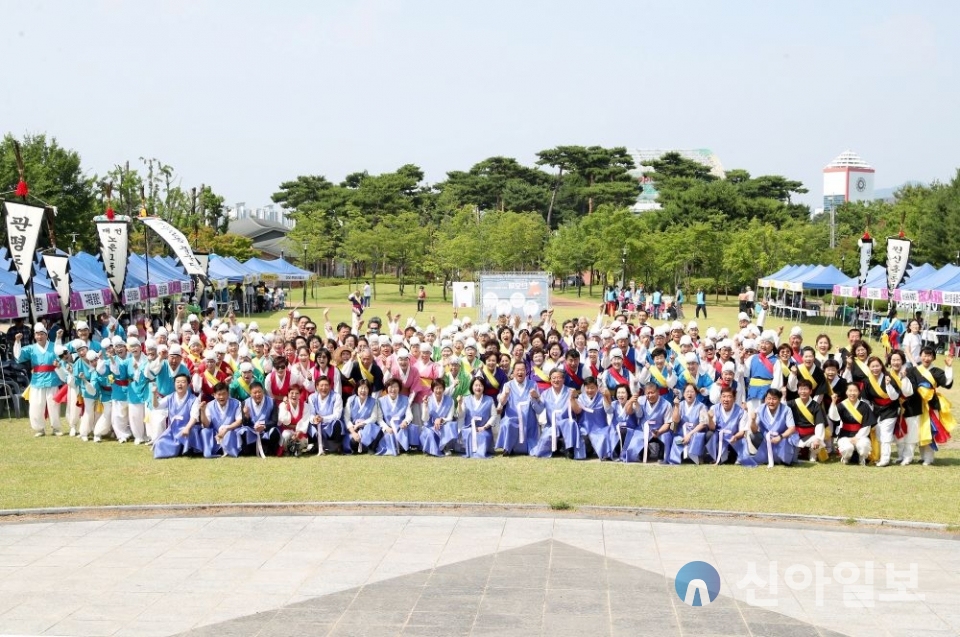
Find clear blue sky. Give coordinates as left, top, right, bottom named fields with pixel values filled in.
left=3, top=0, right=957, bottom=210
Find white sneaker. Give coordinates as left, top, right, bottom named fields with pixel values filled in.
left=134, top=439, right=145, bottom=446
left=93, top=436, right=102, bottom=443
left=34, top=431, right=45, bottom=438
left=79, top=435, right=89, bottom=442
left=53, top=430, right=64, bottom=437
left=69, top=427, right=77, bottom=437
left=876, top=458, right=890, bottom=467
left=118, top=437, right=129, bottom=444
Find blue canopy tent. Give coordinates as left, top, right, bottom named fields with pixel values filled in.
left=220, top=256, right=261, bottom=283
left=243, top=257, right=310, bottom=281
left=796, top=265, right=848, bottom=291
left=758, top=265, right=795, bottom=289
left=208, top=255, right=246, bottom=285
left=770, top=264, right=816, bottom=290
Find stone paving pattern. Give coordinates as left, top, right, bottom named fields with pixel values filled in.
left=0, top=515, right=957, bottom=637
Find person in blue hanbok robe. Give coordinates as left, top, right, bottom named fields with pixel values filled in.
left=460, top=378, right=496, bottom=458
left=199, top=382, right=246, bottom=457
left=307, top=376, right=345, bottom=454
left=243, top=382, right=277, bottom=457
left=153, top=373, right=201, bottom=458
left=733, top=388, right=799, bottom=467
left=608, top=384, right=638, bottom=457
left=578, top=377, right=615, bottom=460
left=706, top=385, right=748, bottom=464
left=532, top=369, right=586, bottom=459
left=346, top=380, right=381, bottom=453
left=622, top=383, right=673, bottom=463
left=667, top=384, right=709, bottom=464
left=495, top=361, right=543, bottom=455
left=421, top=379, right=458, bottom=456
left=376, top=378, right=413, bottom=456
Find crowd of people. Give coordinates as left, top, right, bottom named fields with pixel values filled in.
left=10, top=298, right=956, bottom=467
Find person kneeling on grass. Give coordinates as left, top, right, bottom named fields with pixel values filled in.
left=621, top=383, right=672, bottom=463
left=531, top=369, right=585, bottom=459
left=199, top=382, right=247, bottom=458
left=734, top=388, right=799, bottom=467
left=460, top=377, right=496, bottom=458
left=790, top=379, right=828, bottom=462
left=420, top=378, right=458, bottom=456
left=706, top=385, right=748, bottom=464
left=828, top=383, right=876, bottom=466
left=667, top=383, right=709, bottom=464
left=153, top=373, right=201, bottom=459
left=495, top=361, right=543, bottom=456
left=374, top=378, right=412, bottom=456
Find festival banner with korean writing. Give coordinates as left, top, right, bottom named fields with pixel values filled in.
left=3, top=201, right=46, bottom=286
left=41, top=253, right=72, bottom=325
left=95, top=215, right=130, bottom=298
left=886, top=236, right=912, bottom=296
left=139, top=217, right=206, bottom=277
left=70, top=289, right=113, bottom=311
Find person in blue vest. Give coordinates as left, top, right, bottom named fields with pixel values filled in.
left=745, top=332, right=778, bottom=414
left=735, top=388, right=799, bottom=467
left=14, top=322, right=64, bottom=437
left=695, top=288, right=708, bottom=319
left=674, top=352, right=714, bottom=405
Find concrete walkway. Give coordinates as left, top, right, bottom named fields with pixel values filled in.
left=0, top=514, right=957, bottom=637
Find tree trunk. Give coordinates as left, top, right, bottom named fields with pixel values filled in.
left=546, top=166, right=563, bottom=227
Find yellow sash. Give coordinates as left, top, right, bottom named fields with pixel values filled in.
left=855, top=358, right=871, bottom=380
left=798, top=364, right=817, bottom=389
left=532, top=366, right=549, bottom=384
left=358, top=361, right=374, bottom=383
left=235, top=376, right=252, bottom=396
left=668, top=341, right=683, bottom=356
left=650, top=365, right=668, bottom=388
left=795, top=400, right=816, bottom=426
left=843, top=399, right=863, bottom=424
left=482, top=366, right=501, bottom=389
left=915, top=365, right=956, bottom=446
left=683, top=370, right=696, bottom=386
left=204, top=369, right=220, bottom=388
left=864, top=372, right=889, bottom=400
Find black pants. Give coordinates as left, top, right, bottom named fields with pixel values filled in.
left=696, top=304, right=707, bottom=318
left=417, top=299, right=425, bottom=312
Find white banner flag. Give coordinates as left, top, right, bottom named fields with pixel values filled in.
left=857, top=233, right=873, bottom=289
left=194, top=252, right=210, bottom=278
left=140, top=217, right=206, bottom=277
left=3, top=201, right=46, bottom=286
left=95, top=216, right=130, bottom=298
left=41, top=253, right=71, bottom=325
left=886, top=236, right=912, bottom=294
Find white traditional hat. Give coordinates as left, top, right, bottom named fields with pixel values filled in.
left=737, top=312, right=750, bottom=321
left=168, top=345, right=182, bottom=356
left=239, top=362, right=254, bottom=372
left=396, top=348, right=411, bottom=358
left=790, top=326, right=803, bottom=337
left=75, top=321, right=89, bottom=331
left=679, top=335, right=693, bottom=346
left=85, top=350, right=98, bottom=361
left=722, top=361, right=736, bottom=373
left=33, top=322, right=47, bottom=333
left=610, top=347, right=623, bottom=358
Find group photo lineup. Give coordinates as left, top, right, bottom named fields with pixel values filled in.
left=2, top=3, right=958, bottom=637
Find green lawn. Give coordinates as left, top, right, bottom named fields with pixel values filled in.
left=2, top=284, right=957, bottom=524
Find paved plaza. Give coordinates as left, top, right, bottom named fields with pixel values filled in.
left=0, top=512, right=957, bottom=637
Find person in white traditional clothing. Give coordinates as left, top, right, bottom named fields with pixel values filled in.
left=531, top=369, right=585, bottom=459
left=14, top=323, right=64, bottom=437
left=375, top=377, right=413, bottom=456
left=307, top=376, right=344, bottom=454
left=496, top=360, right=543, bottom=456
left=153, top=373, right=201, bottom=458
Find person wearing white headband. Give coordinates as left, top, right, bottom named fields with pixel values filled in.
left=107, top=336, right=134, bottom=443
left=14, top=322, right=64, bottom=437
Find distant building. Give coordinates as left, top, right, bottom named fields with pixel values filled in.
left=227, top=217, right=291, bottom=259
left=227, top=202, right=294, bottom=228
left=822, top=151, right=875, bottom=212
left=626, top=149, right=725, bottom=212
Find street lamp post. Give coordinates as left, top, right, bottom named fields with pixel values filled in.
left=303, top=242, right=308, bottom=305
left=841, top=255, right=845, bottom=274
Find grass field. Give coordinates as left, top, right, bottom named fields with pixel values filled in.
left=2, top=282, right=958, bottom=525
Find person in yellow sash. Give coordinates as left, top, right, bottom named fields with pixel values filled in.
left=903, top=345, right=954, bottom=466
left=886, top=349, right=914, bottom=465
left=860, top=356, right=902, bottom=467
left=789, top=379, right=827, bottom=462
left=828, top=383, right=876, bottom=465
left=786, top=347, right=827, bottom=404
